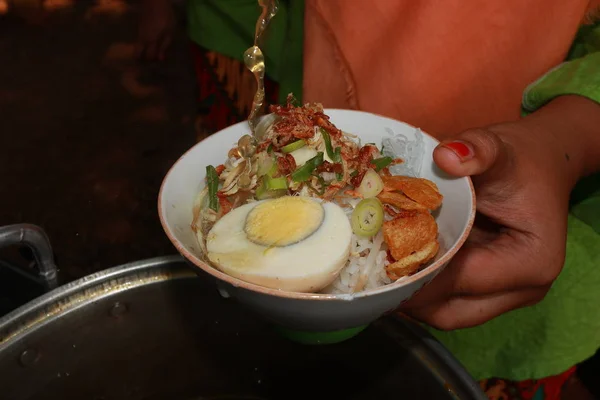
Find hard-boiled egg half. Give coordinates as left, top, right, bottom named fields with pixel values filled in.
left=205, top=196, right=352, bottom=292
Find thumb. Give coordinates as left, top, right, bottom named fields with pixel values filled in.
left=433, top=128, right=510, bottom=178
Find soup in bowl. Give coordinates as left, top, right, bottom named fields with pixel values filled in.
left=159, top=104, right=475, bottom=340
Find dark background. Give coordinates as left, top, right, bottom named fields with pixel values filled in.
left=0, top=1, right=597, bottom=399
left=0, top=0, right=196, bottom=287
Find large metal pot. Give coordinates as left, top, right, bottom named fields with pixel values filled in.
left=0, top=224, right=486, bottom=400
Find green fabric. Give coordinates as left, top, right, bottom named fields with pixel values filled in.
left=567, top=22, right=600, bottom=60
left=187, top=2, right=600, bottom=381
left=522, top=53, right=600, bottom=112
left=523, top=21, right=600, bottom=112
left=571, top=174, right=600, bottom=234
left=186, top=0, right=304, bottom=104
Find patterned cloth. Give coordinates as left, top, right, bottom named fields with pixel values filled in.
left=190, top=44, right=279, bottom=140
left=480, top=367, right=577, bottom=400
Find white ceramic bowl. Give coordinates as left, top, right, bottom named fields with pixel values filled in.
left=159, top=109, right=475, bottom=333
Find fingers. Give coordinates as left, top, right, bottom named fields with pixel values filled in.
left=433, top=128, right=511, bottom=179
left=405, top=287, right=548, bottom=331
left=402, top=231, right=560, bottom=308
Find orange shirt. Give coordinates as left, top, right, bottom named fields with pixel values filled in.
left=303, top=0, right=599, bottom=138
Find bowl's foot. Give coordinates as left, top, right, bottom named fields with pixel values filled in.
left=274, top=324, right=369, bottom=345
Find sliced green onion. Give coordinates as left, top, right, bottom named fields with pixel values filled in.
left=206, top=165, right=219, bottom=212
left=256, top=175, right=288, bottom=200
left=256, top=186, right=287, bottom=200
left=267, top=162, right=278, bottom=177
left=316, top=175, right=329, bottom=188
left=256, top=152, right=275, bottom=177
left=291, top=152, right=324, bottom=182
left=281, top=139, right=306, bottom=153
left=320, top=128, right=341, bottom=163
left=371, top=156, right=393, bottom=171
left=351, top=198, right=384, bottom=237
left=266, top=175, right=288, bottom=190
left=333, top=147, right=341, bottom=162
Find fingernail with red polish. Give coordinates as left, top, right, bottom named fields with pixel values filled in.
left=441, top=141, right=474, bottom=161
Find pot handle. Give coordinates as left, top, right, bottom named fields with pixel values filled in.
left=0, top=224, right=58, bottom=290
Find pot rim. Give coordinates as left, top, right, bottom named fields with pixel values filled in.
left=0, top=254, right=486, bottom=400
left=0, top=255, right=185, bottom=347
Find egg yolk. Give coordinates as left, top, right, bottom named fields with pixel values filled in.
left=244, top=196, right=324, bottom=247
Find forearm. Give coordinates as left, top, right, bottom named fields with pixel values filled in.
left=522, top=95, right=600, bottom=186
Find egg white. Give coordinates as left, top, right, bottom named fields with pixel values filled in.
left=205, top=198, right=352, bottom=293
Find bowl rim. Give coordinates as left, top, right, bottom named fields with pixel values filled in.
left=158, top=109, right=476, bottom=301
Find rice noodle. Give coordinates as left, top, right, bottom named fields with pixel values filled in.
left=191, top=187, right=211, bottom=258
left=352, top=231, right=384, bottom=293
left=191, top=187, right=208, bottom=232
left=382, top=127, right=424, bottom=177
